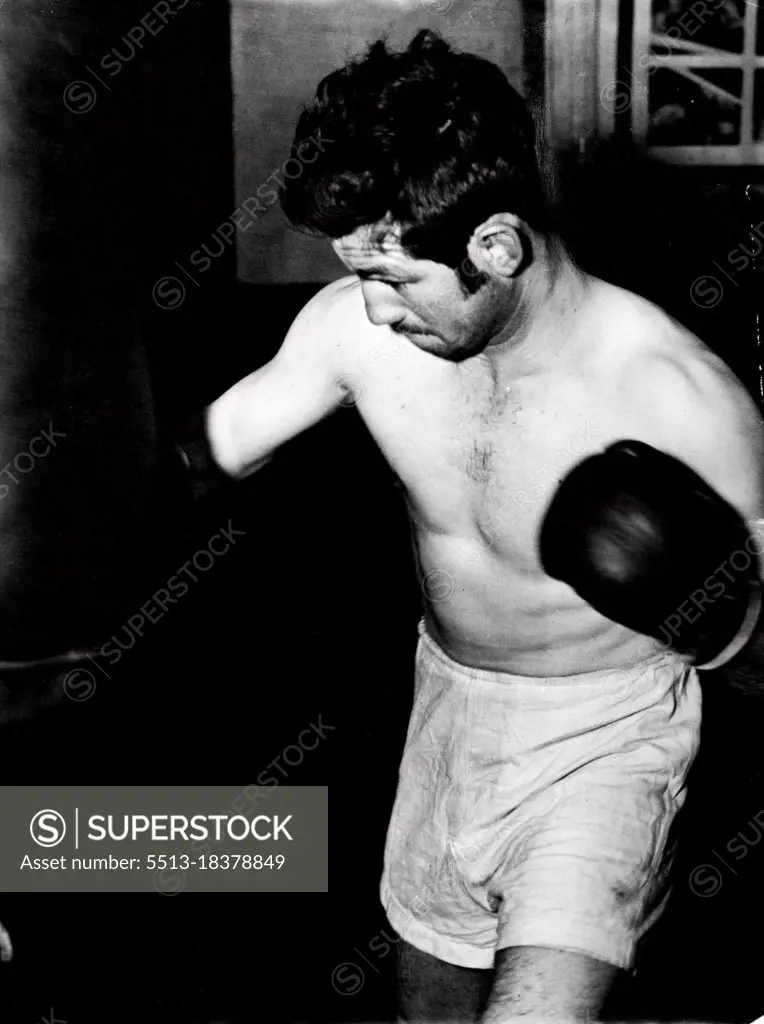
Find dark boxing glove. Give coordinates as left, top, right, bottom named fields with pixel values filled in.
left=539, top=440, right=762, bottom=668
left=171, top=407, right=233, bottom=505
left=153, top=407, right=236, bottom=544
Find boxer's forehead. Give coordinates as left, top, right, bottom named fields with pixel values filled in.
left=332, top=223, right=418, bottom=278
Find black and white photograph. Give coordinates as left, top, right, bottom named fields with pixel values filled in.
left=0, top=1, right=763, bottom=1022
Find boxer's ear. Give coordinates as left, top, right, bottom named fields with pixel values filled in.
left=467, top=214, right=527, bottom=281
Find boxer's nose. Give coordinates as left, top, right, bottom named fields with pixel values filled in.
left=360, top=280, right=404, bottom=327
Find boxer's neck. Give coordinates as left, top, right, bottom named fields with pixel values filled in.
left=483, top=235, right=588, bottom=372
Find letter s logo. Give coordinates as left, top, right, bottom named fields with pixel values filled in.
left=30, top=809, right=66, bottom=847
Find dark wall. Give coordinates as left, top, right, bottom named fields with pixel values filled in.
left=551, top=140, right=764, bottom=407
left=138, top=0, right=237, bottom=417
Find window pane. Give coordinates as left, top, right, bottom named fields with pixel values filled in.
left=651, top=0, right=745, bottom=55
left=755, top=70, right=764, bottom=141
left=647, top=68, right=742, bottom=145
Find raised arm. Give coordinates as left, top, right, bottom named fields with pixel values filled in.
left=539, top=347, right=764, bottom=690
left=621, top=350, right=764, bottom=575
left=204, top=277, right=355, bottom=479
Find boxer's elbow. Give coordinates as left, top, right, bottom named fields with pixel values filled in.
left=233, top=450, right=274, bottom=480
left=205, top=391, right=275, bottom=479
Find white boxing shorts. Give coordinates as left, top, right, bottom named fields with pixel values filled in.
left=381, top=621, right=702, bottom=971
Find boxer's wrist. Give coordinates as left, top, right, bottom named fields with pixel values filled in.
left=151, top=408, right=238, bottom=546
left=696, top=581, right=763, bottom=671
left=173, top=407, right=235, bottom=504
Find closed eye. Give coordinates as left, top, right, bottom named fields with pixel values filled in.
left=356, top=269, right=412, bottom=288
left=360, top=276, right=402, bottom=288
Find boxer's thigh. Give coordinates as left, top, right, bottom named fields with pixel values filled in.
left=484, top=945, right=617, bottom=1023
left=396, top=937, right=492, bottom=1023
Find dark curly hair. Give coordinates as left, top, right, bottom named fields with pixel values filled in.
left=280, top=30, right=549, bottom=284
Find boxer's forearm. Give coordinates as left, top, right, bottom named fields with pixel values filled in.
left=203, top=346, right=342, bottom=480
left=172, top=397, right=274, bottom=509
left=204, top=393, right=273, bottom=480
left=199, top=283, right=350, bottom=479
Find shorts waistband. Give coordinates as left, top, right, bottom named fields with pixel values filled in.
left=416, top=618, right=687, bottom=699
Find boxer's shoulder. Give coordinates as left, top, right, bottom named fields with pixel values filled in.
left=586, top=280, right=764, bottom=522
left=582, top=280, right=759, bottom=428
left=312, top=272, right=376, bottom=334
left=273, top=275, right=365, bottom=382
left=296, top=274, right=410, bottom=373
left=288, top=274, right=361, bottom=335
left=286, top=275, right=370, bottom=353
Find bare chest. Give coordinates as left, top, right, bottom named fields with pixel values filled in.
left=353, top=350, right=613, bottom=566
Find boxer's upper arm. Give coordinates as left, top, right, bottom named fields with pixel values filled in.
left=624, top=352, right=764, bottom=574
left=206, top=279, right=354, bottom=477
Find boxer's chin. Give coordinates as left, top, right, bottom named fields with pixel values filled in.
left=413, top=337, right=461, bottom=360
left=401, top=330, right=467, bottom=360
left=438, top=334, right=493, bottom=362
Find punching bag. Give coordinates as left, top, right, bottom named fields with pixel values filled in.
left=0, top=1, right=158, bottom=719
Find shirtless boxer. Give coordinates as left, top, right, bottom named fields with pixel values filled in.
left=197, top=30, right=764, bottom=1023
